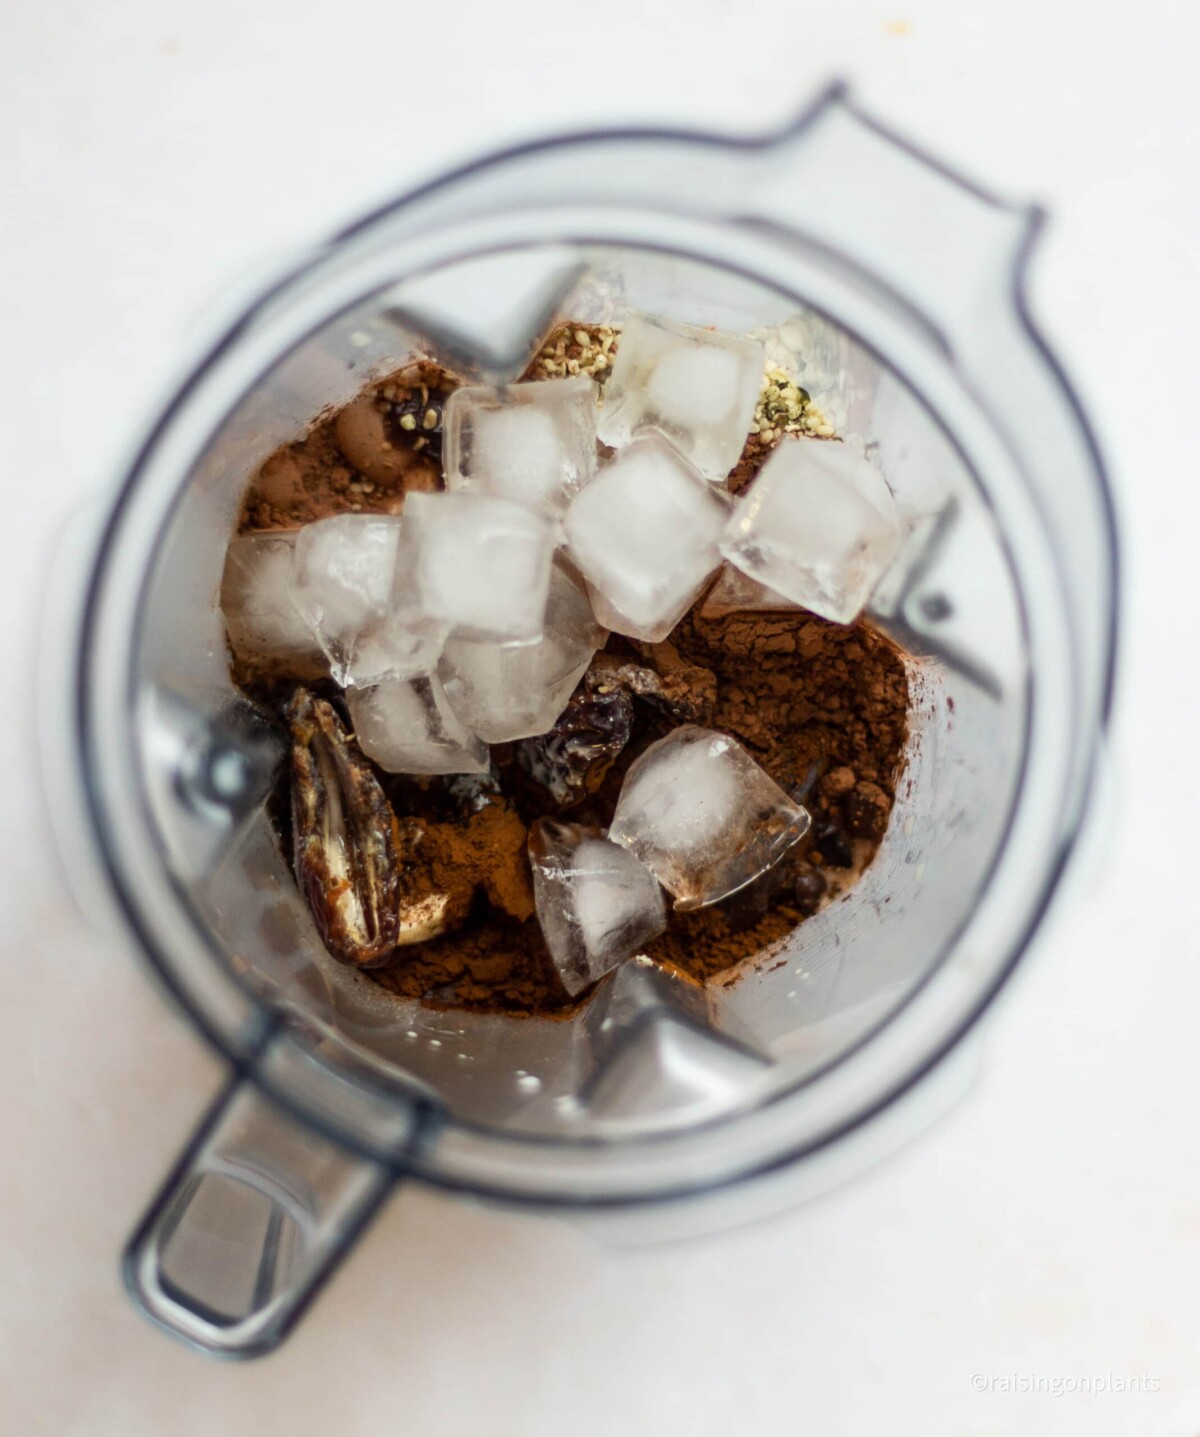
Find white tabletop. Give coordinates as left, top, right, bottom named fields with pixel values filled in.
left=3, top=1, right=1198, bottom=1432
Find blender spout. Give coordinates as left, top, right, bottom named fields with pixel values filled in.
left=756, top=84, right=1045, bottom=367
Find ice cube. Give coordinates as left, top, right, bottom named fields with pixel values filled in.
left=440, top=561, right=604, bottom=743
left=698, top=563, right=801, bottom=619
left=220, top=531, right=326, bottom=678
left=597, top=313, right=764, bottom=480
left=609, top=726, right=810, bottom=910
left=720, top=439, right=904, bottom=624
left=529, top=820, right=666, bottom=997
left=397, top=491, right=557, bottom=643
left=443, top=376, right=598, bottom=515
left=562, top=437, right=728, bottom=642
left=347, top=673, right=488, bottom=776
left=339, top=606, right=449, bottom=690
left=287, top=514, right=404, bottom=685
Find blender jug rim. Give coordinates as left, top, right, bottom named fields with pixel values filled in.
left=68, top=103, right=1118, bottom=1204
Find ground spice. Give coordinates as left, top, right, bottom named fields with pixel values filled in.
left=409, top=802, right=535, bottom=924
left=235, top=333, right=911, bottom=1015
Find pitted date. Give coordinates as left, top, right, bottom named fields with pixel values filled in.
left=286, top=689, right=401, bottom=967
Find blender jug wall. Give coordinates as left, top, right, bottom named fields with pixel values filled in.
left=139, top=246, right=1027, bottom=1124
left=61, top=86, right=1116, bottom=1355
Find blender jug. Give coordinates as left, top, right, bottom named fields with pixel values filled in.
left=46, top=83, right=1117, bottom=1356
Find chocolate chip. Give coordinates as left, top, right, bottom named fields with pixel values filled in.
left=789, top=757, right=828, bottom=807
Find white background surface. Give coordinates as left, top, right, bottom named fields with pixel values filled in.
left=2, top=1, right=1198, bottom=1432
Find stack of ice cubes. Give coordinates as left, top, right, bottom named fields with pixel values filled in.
left=217, top=375, right=608, bottom=775
left=590, top=310, right=902, bottom=629
left=219, top=313, right=904, bottom=774
left=341, top=485, right=587, bottom=772
left=530, top=729, right=811, bottom=996
left=217, top=307, right=893, bottom=995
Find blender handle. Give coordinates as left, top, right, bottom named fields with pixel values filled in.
left=123, top=1073, right=395, bottom=1358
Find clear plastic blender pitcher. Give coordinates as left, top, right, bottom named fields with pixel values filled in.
left=42, top=83, right=1118, bottom=1356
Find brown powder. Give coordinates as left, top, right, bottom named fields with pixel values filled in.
left=237, top=360, right=455, bottom=532
left=371, top=916, right=567, bottom=1013
left=412, top=802, right=536, bottom=924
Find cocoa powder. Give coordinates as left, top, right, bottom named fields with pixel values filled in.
left=410, top=803, right=536, bottom=924
left=237, top=360, right=454, bottom=531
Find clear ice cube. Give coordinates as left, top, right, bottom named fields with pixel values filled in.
left=440, top=561, right=604, bottom=743
left=529, top=820, right=666, bottom=997
left=288, top=514, right=403, bottom=685
left=443, top=376, right=598, bottom=515
left=562, top=437, right=728, bottom=642
left=609, top=725, right=810, bottom=910
left=397, top=491, right=557, bottom=643
left=698, top=563, right=801, bottom=619
left=347, top=673, right=489, bottom=776
left=220, top=531, right=326, bottom=678
left=720, top=439, right=904, bottom=624
left=339, top=606, right=449, bottom=690
left=597, top=313, right=764, bottom=480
